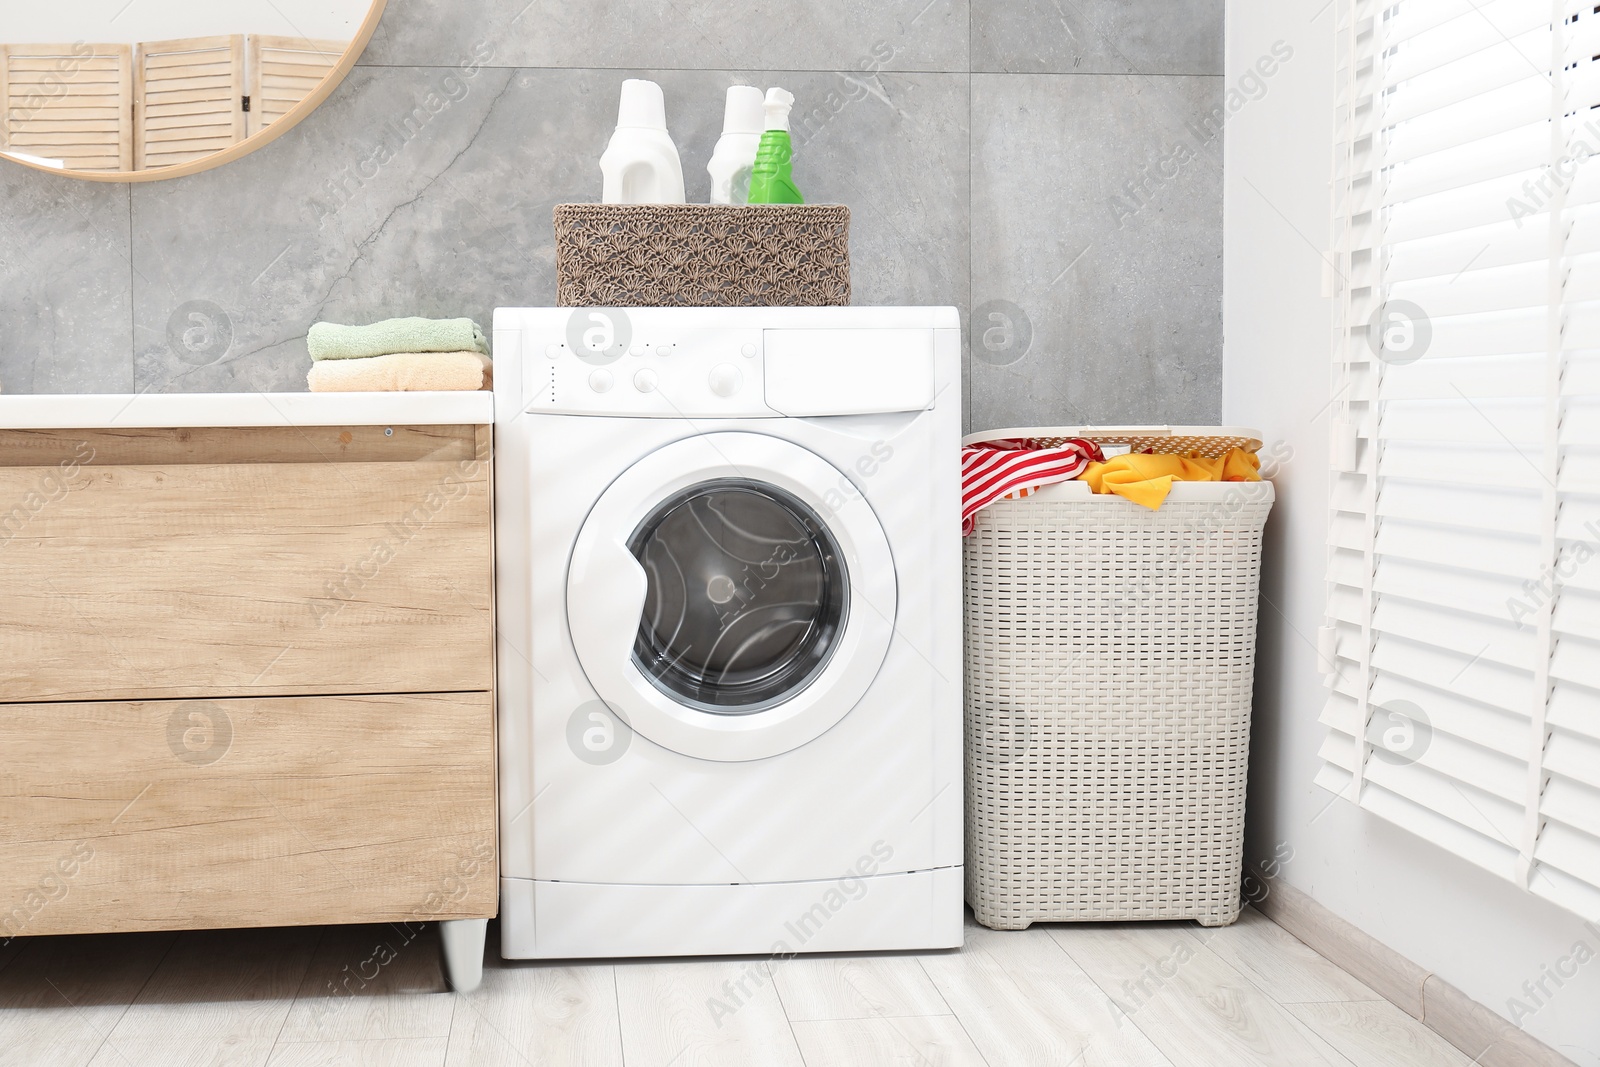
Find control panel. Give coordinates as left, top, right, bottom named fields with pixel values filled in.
left=511, top=309, right=775, bottom=417
left=494, top=306, right=951, bottom=421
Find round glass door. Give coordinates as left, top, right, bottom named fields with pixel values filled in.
left=565, top=430, right=897, bottom=762
left=629, top=479, right=848, bottom=714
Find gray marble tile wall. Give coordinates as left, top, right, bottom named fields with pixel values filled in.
left=0, top=0, right=1223, bottom=431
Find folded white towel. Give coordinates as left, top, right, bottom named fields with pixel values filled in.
left=306, top=351, right=491, bottom=393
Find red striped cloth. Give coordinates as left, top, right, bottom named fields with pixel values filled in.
left=961, top=437, right=1104, bottom=535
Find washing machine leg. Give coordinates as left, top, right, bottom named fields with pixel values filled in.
left=438, top=918, right=488, bottom=993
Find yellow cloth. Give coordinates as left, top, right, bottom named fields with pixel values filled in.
left=307, top=351, right=491, bottom=392
left=1080, top=448, right=1261, bottom=510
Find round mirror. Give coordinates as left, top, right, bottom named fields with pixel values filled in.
left=0, top=1, right=385, bottom=181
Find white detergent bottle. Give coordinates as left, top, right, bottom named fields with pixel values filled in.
left=706, top=85, right=764, bottom=205
left=600, top=79, right=686, bottom=204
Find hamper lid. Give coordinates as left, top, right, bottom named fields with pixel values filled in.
left=963, top=425, right=1263, bottom=458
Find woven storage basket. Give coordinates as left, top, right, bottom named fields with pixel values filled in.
left=964, top=426, right=1273, bottom=929
left=553, top=203, right=851, bottom=307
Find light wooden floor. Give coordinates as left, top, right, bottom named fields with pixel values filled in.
left=0, top=907, right=1476, bottom=1067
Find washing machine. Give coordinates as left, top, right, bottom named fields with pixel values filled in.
left=492, top=305, right=962, bottom=959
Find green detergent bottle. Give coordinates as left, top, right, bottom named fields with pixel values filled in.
left=746, top=87, right=804, bottom=205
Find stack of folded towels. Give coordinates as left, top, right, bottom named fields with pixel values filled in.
left=306, top=316, right=491, bottom=392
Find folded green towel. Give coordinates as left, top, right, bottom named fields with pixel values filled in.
left=307, top=317, right=489, bottom=361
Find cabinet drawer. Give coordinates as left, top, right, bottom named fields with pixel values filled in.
left=0, top=692, right=495, bottom=935
left=0, top=425, right=492, bottom=702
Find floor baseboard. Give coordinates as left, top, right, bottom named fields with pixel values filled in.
left=1253, top=874, right=1576, bottom=1067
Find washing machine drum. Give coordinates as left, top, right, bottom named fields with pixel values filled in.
left=630, top=479, right=848, bottom=714
left=567, top=433, right=897, bottom=762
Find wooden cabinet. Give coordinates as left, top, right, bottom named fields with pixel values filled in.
left=0, top=422, right=496, bottom=968
left=0, top=424, right=492, bottom=703
left=0, top=692, right=495, bottom=933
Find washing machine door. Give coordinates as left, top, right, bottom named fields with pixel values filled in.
left=567, top=431, right=897, bottom=762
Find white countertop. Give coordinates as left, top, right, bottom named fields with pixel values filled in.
left=0, top=391, right=494, bottom=429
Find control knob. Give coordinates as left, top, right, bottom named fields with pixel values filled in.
left=708, top=363, right=743, bottom=398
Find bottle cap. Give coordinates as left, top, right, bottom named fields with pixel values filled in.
left=722, top=85, right=765, bottom=135
left=617, top=79, right=668, bottom=130
left=763, top=87, right=795, bottom=132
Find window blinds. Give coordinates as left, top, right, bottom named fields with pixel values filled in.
left=1323, top=0, right=1600, bottom=922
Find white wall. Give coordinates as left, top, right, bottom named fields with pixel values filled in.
left=1224, top=1, right=1600, bottom=1062
left=1, top=1, right=363, bottom=45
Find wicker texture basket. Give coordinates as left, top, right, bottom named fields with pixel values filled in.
left=963, top=429, right=1273, bottom=929
left=971, top=424, right=1265, bottom=458
left=553, top=204, right=851, bottom=307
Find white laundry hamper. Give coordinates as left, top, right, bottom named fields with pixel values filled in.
left=963, top=427, right=1274, bottom=929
